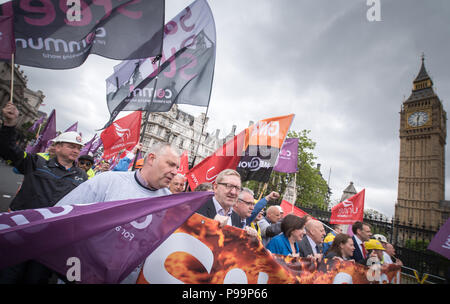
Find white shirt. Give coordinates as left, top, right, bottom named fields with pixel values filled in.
left=212, top=196, right=233, bottom=226
left=354, top=235, right=365, bottom=257
left=383, top=251, right=393, bottom=264
left=306, top=235, right=318, bottom=255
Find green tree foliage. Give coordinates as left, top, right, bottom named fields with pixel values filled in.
left=245, top=130, right=330, bottom=209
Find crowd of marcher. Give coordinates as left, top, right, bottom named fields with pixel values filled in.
left=0, top=102, right=402, bottom=284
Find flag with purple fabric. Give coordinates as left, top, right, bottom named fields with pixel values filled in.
left=427, top=217, right=450, bottom=259
left=0, top=191, right=213, bottom=283
left=27, top=115, right=45, bottom=133
left=102, top=0, right=216, bottom=129
left=79, top=133, right=97, bottom=156
left=90, top=138, right=103, bottom=156
left=273, top=138, right=299, bottom=173
left=64, top=122, right=78, bottom=132
left=25, top=109, right=56, bottom=154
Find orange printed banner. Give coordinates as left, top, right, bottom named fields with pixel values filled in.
left=136, top=213, right=401, bottom=284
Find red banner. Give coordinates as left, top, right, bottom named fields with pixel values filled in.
left=101, top=111, right=141, bottom=159
left=330, top=189, right=365, bottom=224
left=136, top=213, right=400, bottom=284
left=280, top=200, right=315, bottom=219
left=177, top=151, right=189, bottom=175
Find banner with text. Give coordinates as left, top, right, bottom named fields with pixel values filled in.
left=136, top=213, right=401, bottom=284
left=0, top=0, right=164, bottom=68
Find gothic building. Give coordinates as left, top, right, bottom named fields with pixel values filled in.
left=395, top=57, right=450, bottom=243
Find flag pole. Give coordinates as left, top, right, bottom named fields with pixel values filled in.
left=258, top=182, right=268, bottom=201
left=189, top=103, right=211, bottom=169
left=132, top=55, right=162, bottom=171
left=9, top=54, right=14, bottom=104
left=291, top=173, right=296, bottom=213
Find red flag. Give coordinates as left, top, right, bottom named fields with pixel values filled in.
left=280, top=200, right=316, bottom=219
left=187, top=129, right=246, bottom=190
left=101, top=111, right=141, bottom=159
left=330, top=189, right=365, bottom=225
left=177, top=151, right=189, bottom=175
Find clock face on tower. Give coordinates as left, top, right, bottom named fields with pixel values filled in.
left=408, top=111, right=429, bottom=127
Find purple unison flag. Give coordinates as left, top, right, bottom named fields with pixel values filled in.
left=0, top=191, right=214, bottom=283
left=427, top=218, right=450, bottom=259
left=64, top=121, right=78, bottom=132
left=1, top=0, right=164, bottom=69
left=26, top=109, right=56, bottom=154
left=0, top=9, right=14, bottom=61
left=102, top=0, right=216, bottom=129
left=79, top=133, right=97, bottom=156
left=273, top=138, right=299, bottom=173
left=27, top=115, right=45, bottom=133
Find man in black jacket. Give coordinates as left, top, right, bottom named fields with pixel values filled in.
left=0, top=101, right=88, bottom=283
left=196, top=169, right=242, bottom=227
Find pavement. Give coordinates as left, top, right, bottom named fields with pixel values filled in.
left=0, top=160, right=23, bottom=212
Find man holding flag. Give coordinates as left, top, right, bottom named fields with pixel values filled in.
left=0, top=102, right=88, bottom=284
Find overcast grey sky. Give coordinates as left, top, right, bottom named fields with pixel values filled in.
left=20, top=0, right=450, bottom=218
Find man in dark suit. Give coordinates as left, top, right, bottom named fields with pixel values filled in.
left=298, top=220, right=326, bottom=261
left=196, top=169, right=243, bottom=227
left=350, top=221, right=372, bottom=264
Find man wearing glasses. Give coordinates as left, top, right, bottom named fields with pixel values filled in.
left=196, top=169, right=243, bottom=227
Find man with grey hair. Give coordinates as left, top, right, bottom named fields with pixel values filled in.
left=298, top=219, right=326, bottom=262
left=196, top=169, right=242, bottom=227
left=169, top=173, right=186, bottom=194
left=232, top=188, right=255, bottom=229
left=56, top=142, right=180, bottom=205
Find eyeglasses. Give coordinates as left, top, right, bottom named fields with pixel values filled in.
left=79, top=160, right=92, bottom=166
left=217, top=183, right=242, bottom=192
left=238, top=198, right=254, bottom=207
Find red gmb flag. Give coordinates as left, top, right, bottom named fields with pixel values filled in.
left=330, top=189, right=365, bottom=225
left=177, top=151, right=189, bottom=175
left=101, top=111, right=141, bottom=159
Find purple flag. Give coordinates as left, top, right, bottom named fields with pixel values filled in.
left=64, top=122, right=78, bottom=132
left=102, top=0, right=216, bottom=129
left=25, top=109, right=56, bottom=154
left=0, top=191, right=213, bottom=283
left=0, top=12, right=14, bottom=61
left=1, top=0, right=164, bottom=69
left=427, top=218, right=450, bottom=259
left=27, top=115, right=45, bottom=133
left=90, top=138, right=103, bottom=156
left=79, top=133, right=97, bottom=156
left=273, top=138, right=299, bottom=173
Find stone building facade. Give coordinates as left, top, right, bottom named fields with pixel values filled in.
left=140, top=104, right=222, bottom=167
left=0, top=62, right=45, bottom=127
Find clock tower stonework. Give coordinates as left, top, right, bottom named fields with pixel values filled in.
left=395, top=57, right=450, bottom=244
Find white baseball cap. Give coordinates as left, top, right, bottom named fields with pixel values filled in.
left=51, top=131, right=84, bottom=146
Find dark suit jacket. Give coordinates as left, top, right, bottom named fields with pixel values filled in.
left=196, top=198, right=241, bottom=228
left=350, top=235, right=366, bottom=264
left=298, top=235, right=323, bottom=258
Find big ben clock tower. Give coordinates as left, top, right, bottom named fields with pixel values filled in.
left=395, top=56, right=450, bottom=244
